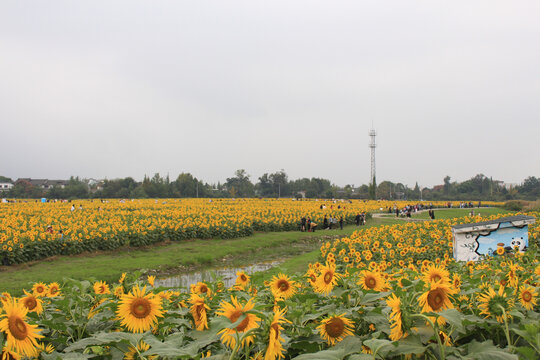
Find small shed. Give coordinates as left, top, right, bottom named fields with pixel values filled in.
left=451, top=215, right=536, bottom=262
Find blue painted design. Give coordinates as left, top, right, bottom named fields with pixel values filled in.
left=475, top=222, right=528, bottom=256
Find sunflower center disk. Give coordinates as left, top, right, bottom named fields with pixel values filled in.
left=8, top=316, right=29, bottom=340
left=24, top=297, right=37, bottom=310
left=130, top=298, right=152, bottom=319
left=427, top=289, right=444, bottom=310
left=278, top=280, right=289, bottom=291
left=324, top=272, right=333, bottom=284
left=522, top=292, right=532, bottom=302
left=230, top=310, right=249, bottom=332
left=326, top=318, right=345, bottom=338
left=366, top=277, right=377, bottom=289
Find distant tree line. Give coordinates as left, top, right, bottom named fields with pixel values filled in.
left=1, top=172, right=539, bottom=201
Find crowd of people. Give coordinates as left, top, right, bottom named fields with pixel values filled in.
left=299, top=211, right=366, bottom=232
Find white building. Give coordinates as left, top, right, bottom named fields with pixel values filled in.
left=0, top=182, right=13, bottom=192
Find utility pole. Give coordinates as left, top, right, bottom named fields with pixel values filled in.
left=369, top=127, right=377, bottom=199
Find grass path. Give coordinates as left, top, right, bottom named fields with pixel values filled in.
left=0, top=217, right=401, bottom=295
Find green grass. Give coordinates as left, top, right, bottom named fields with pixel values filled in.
left=412, top=207, right=510, bottom=220
left=0, top=217, right=400, bottom=295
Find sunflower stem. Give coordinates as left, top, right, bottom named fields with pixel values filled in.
left=411, top=314, right=445, bottom=360
left=497, top=305, right=513, bottom=352
left=228, top=339, right=240, bottom=360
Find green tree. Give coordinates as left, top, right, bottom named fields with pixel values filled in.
left=225, top=170, right=254, bottom=197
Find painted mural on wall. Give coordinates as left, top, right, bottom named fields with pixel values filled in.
left=452, top=215, right=535, bottom=262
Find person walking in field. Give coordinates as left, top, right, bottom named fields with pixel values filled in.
left=310, top=221, right=317, bottom=232
left=300, top=216, right=306, bottom=232
left=306, top=218, right=311, bottom=232
left=339, top=216, right=343, bottom=230
left=323, top=215, right=328, bottom=229
left=355, top=213, right=361, bottom=226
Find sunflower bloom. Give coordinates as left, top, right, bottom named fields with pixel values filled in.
left=46, top=283, right=61, bottom=297
left=422, top=264, right=450, bottom=285
left=315, top=263, right=340, bottom=295
left=93, top=281, right=110, bottom=295
left=193, top=282, right=212, bottom=297
left=478, top=286, right=514, bottom=323
left=216, top=296, right=260, bottom=349
left=264, top=308, right=290, bottom=360
left=386, top=293, right=405, bottom=341
left=305, top=269, right=318, bottom=288
left=418, top=281, right=456, bottom=325
left=123, top=341, right=156, bottom=360
left=1, top=346, right=21, bottom=360
left=19, top=291, right=43, bottom=315
left=147, top=276, right=155, bottom=287
left=0, top=298, right=43, bottom=358
left=518, top=285, right=537, bottom=311
left=189, top=293, right=210, bottom=331
left=317, top=314, right=354, bottom=346
left=358, top=270, right=387, bottom=291
left=116, top=286, right=164, bottom=333
left=88, top=299, right=106, bottom=319
left=31, top=283, right=47, bottom=298
left=270, top=274, right=297, bottom=300
left=235, top=272, right=250, bottom=289
left=452, top=274, right=461, bottom=292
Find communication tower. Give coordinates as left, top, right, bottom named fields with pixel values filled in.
left=369, top=128, right=376, bottom=187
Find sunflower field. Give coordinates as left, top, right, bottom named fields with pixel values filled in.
left=1, top=211, right=538, bottom=359
left=0, top=199, right=501, bottom=265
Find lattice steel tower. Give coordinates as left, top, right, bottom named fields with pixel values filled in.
left=369, top=128, right=377, bottom=187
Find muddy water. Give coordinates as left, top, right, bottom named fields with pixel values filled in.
left=154, top=260, right=282, bottom=289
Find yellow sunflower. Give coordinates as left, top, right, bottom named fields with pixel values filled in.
left=216, top=296, right=260, bottom=349
left=315, top=263, right=340, bottom=295
left=317, top=314, right=354, bottom=346
left=1, top=346, right=20, bottom=360
left=418, top=281, right=456, bottom=325
left=264, top=308, right=290, bottom=360
left=477, top=286, right=514, bottom=323
left=116, top=285, right=164, bottom=333
left=46, top=283, right=61, bottom=297
left=147, top=275, right=155, bottom=287
left=358, top=270, right=387, bottom=292
left=19, top=291, right=43, bottom=315
left=518, top=285, right=537, bottom=311
left=452, top=274, right=462, bottom=291
left=496, top=247, right=505, bottom=256
left=0, top=298, right=43, bottom=358
left=31, top=283, right=47, bottom=298
left=113, top=285, right=124, bottom=298
left=421, top=264, right=450, bottom=285
left=189, top=293, right=210, bottom=331
left=305, top=269, right=318, bottom=288
left=386, top=293, right=405, bottom=341
left=93, top=281, right=110, bottom=295
left=235, top=271, right=250, bottom=289
left=88, top=299, right=106, bottom=319
left=123, top=340, right=156, bottom=360
left=193, top=282, right=212, bottom=297
left=270, top=274, right=297, bottom=300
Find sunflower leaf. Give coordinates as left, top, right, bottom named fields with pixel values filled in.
left=462, top=340, right=518, bottom=360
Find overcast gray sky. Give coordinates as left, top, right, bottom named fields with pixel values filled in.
left=1, top=1, right=539, bottom=187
